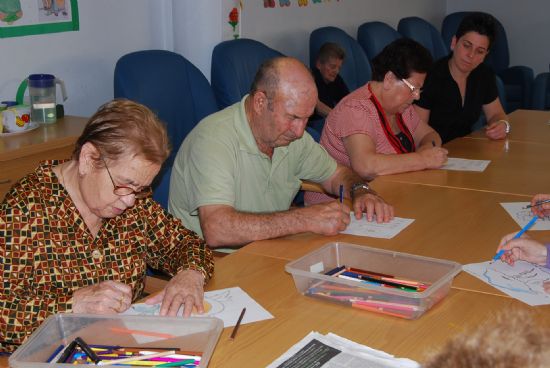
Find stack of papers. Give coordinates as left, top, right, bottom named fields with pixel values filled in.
left=267, top=331, right=418, bottom=368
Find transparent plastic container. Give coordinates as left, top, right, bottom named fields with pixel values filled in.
left=285, top=242, right=461, bottom=319
left=9, top=314, right=223, bottom=367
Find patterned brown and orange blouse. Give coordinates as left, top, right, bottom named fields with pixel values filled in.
left=0, top=161, right=214, bottom=352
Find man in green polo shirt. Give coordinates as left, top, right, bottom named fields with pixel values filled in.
left=168, top=57, right=393, bottom=248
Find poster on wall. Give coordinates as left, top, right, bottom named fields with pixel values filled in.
left=263, top=0, right=342, bottom=8
left=0, top=0, right=79, bottom=38
left=223, top=0, right=242, bottom=41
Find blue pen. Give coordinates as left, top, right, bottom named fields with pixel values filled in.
left=339, top=184, right=344, bottom=203
left=492, top=216, right=538, bottom=261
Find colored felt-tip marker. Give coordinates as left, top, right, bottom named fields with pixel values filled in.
left=493, top=216, right=538, bottom=261
left=339, top=184, right=344, bottom=204
left=524, top=198, right=550, bottom=209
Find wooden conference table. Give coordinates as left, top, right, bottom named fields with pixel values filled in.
left=2, top=110, right=549, bottom=366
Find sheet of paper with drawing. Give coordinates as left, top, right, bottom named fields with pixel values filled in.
left=500, top=202, right=550, bottom=230
left=463, top=260, right=550, bottom=306
left=440, top=157, right=490, bottom=171
left=123, top=287, right=273, bottom=327
left=340, top=214, right=414, bottom=239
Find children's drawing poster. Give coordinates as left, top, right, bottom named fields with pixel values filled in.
left=264, top=0, right=343, bottom=8
left=0, top=0, right=79, bottom=38
left=463, top=260, right=550, bottom=306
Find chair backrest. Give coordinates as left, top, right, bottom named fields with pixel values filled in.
left=211, top=38, right=283, bottom=109
left=531, top=72, right=550, bottom=110
left=114, top=50, right=218, bottom=208
left=309, top=26, right=371, bottom=91
left=357, top=21, right=402, bottom=61
left=441, top=11, right=509, bottom=74
left=397, top=16, right=448, bottom=60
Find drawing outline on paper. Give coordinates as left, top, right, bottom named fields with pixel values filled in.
left=440, top=157, right=490, bottom=172
left=483, top=264, right=550, bottom=295
left=500, top=202, right=550, bottom=230
left=123, top=287, right=274, bottom=328
left=463, top=260, right=550, bottom=306
left=341, top=215, right=414, bottom=239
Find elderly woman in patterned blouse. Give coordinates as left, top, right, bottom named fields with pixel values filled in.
left=0, top=99, right=214, bottom=352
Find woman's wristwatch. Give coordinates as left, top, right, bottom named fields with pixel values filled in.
left=350, top=182, right=378, bottom=199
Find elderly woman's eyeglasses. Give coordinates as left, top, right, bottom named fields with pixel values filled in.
left=101, top=158, right=152, bottom=199
left=401, top=78, right=422, bottom=97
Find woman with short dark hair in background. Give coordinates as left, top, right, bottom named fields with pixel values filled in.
left=0, top=99, right=213, bottom=352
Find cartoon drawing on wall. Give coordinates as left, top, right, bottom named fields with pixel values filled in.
left=41, top=0, right=67, bottom=18
left=0, top=0, right=78, bottom=38
left=279, top=0, right=290, bottom=7
left=298, top=0, right=308, bottom=6
left=464, top=260, right=550, bottom=306
left=228, top=6, right=239, bottom=39
left=0, top=0, right=23, bottom=24
left=264, top=0, right=275, bottom=8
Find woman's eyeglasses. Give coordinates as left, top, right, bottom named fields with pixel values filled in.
left=401, top=78, right=422, bottom=97
left=101, top=157, right=152, bottom=199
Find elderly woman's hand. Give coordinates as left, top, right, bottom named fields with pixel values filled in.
left=72, top=280, right=132, bottom=314
left=145, top=269, right=205, bottom=317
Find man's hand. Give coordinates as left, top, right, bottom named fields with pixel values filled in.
left=299, top=201, right=351, bottom=235
left=351, top=191, right=394, bottom=223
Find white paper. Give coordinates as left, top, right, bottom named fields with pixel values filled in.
left=500, top=202, right=550, bottom=230
left=123, top=287, right=273, bottom=328
left=463, top=260, right=550, bottom=306
left=440, top=157, right=490, bottom=171
left=266, top=331, right=418, bottom=368
left=341, top=215, right=414, bottom=239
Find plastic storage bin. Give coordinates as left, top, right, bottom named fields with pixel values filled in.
left=9, top=314, right=223, bottom=367
left=285, top=242, right=461, bottom=319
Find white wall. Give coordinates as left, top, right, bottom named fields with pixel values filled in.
left=240, top=0, right=446, bottom=65
left=446, top=0, right=550, bottom=74
left=0, top=0, right=167, bottom=117
left=1, top=1, right=546, bottom=119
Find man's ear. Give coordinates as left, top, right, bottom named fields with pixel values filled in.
left=252, top=91, right=268, bottom=113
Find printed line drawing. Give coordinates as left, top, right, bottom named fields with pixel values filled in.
left=463, top=260, right=550, bottom=306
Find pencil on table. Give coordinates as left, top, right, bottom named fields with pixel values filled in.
left=230, top=307, right=246, bottom=340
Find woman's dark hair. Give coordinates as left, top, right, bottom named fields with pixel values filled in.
left=371, top=38, right=433, bottom=81
left=455, top=12, right=497, bottom=50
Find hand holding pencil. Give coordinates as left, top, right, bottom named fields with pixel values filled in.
left=495, top=231, right=548, bottom=267
left=526, top=194, right=550, bottom=218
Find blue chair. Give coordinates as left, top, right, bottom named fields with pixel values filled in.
left=531, top=67, right=550, bottom=110
left=397, top=17, right=447, bottom=60
left=114, top=50, right=218, bottom=209
left=309, top=26, right=372, bottom=92
left=357, top=21, right=402, bottom=61
left=211, top=38, right=283, bottom=109
left=441, top=12, right=534, bottom=112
